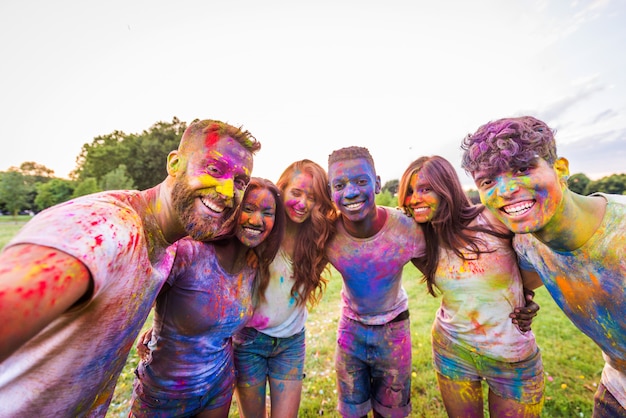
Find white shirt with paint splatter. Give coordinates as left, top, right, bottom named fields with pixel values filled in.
left=246, top=248, right=307, bottom=338
left=0, top=190, right=176, bottom=417
left=432, top=214, right=538, bottom=362
left=327, top=207, right=426, bottom=325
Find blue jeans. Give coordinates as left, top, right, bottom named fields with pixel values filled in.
left=335, top=313, right=412, bottom=418
left=233, top=327, right=306, bottom=387
left=432, top=332, right=544, bottom=404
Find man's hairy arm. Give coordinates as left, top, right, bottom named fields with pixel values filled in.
left=0, top=244, right=90, bottom=362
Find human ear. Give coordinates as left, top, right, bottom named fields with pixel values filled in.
left=554, top=157, right=570, bottom=182
left=167, top=151, right=180, bottom=176
left=375, top=175, right=381, bottom=194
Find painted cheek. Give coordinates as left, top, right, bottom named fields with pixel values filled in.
left=215, top=178, right=234, bottom=198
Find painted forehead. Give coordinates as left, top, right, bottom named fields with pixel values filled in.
left=329, top=158, right=375, bottom=178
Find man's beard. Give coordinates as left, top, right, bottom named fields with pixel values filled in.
left=171, top=173, right=237, bottom=242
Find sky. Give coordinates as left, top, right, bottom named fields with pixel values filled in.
left=1, top=0, right=625, bottom=188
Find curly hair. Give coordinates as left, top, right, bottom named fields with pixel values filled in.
left=398, top=156, right=512, bottom=297
left=268, top=160, right=338, bottom=308
left=461, top=116, right=556, bottom=175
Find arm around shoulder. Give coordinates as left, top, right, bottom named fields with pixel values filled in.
left=0, top=244, right=91, bottom=362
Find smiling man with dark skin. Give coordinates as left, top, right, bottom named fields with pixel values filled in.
left=0, top=119, right=260, bottom=417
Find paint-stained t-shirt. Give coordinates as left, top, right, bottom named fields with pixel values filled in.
left=137, top=237, right=255, bottom=398
left=327, top=207, right=426, bottom=325
left=515, top=193, right=626, bottom=408
left=433, top=214, right=538, bottom=362
left=0, top=190, right=175, bottom=417
left=246, top=248, right=307, bottom=338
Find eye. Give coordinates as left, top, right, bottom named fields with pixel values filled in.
left=357, top=179, right=368, bottom=186
left=206, top=165, right=222, bottom=177
left=234, top=177, right=248, bottom=190
left=516, top=167, right=531, bottom=175
left=333, top=183, right=344, bottom=191
left=478, top=178, right=494, bottom=189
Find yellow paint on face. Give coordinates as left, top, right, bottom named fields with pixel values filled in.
left=195, top=173, right=234, bottom=198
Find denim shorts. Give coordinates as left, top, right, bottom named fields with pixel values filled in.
left=233, top=327, right=306, bottom=387
left=432, top=332, right=544, bottom=404
left=335, top=312, right=412, bottom=418
left=593, top=383, right=626, bottom=417
left=130, top=363, right=235, bottom=418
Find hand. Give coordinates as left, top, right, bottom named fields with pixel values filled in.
left=510, top=288, right=540, bottom=333
left=136, top=327, right=153, bottom=360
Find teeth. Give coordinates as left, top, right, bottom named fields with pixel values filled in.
left=243, top=227, right=262, bottom=236
left=201, top=196, right=225, bottom=213
left=413, top=207, right=429, bottom=214
left=502, top=201, right=534, bottom=215
left=345, top=202, right=363, bottom=210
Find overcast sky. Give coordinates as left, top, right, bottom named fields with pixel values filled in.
left=1, top=0, right=624, bottom=188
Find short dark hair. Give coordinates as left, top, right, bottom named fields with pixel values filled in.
left=328, top=146, right=376, bottom=173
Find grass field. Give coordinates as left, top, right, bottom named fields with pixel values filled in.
left=1, top=221, right=603, bottom=417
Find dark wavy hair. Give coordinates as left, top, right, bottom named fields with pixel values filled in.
left=234, top=177, right=286, bottom=303
left=272, top=159, right=337, bottom=307
left=398, top=156, right=512, bottom=296
left=461, top=116, right=556, bottom=176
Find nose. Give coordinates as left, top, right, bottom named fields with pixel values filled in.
left=344, top=183, right=359, bottom=198
left=495, top=176, right=519, bottom=198
left=249, top=211, right=263, bottom=226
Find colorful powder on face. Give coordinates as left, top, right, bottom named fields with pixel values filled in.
left=205, top=130, right=220, bottom=147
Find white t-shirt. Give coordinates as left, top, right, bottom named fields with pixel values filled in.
left=326, top=207, right=426, bottom=325
left=246, top=248, right=307, bottom=338
left=0, top=190, right=175, bottom=417
left=432, top=214, right=538, bottom=362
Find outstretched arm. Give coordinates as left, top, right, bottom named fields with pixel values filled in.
left=0, top=244, right=91, bottom=362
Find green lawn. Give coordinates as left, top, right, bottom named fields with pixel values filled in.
left=0, top=222, right=603, bottom=417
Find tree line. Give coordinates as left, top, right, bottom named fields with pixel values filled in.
left=1, top=117, right=625, bottom=217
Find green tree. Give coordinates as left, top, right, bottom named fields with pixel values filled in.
left=568, top=173, right=590, bottom=195
left=465, top=189, right=481, bottom=204
left=72, top=177, right=101, bottom=198
left=100, top=165, right=136, bottom=191
left=0, top=170, right=34, bottom=218
left=124, top=118, right=187, bottom=189
left=382, top=179, right=399, bottom=196
left=34, top=178, right=76, bottom=210
left=73, top=130, right=131, bottom=182
left=375, top=189, right=398, bottom=207
left=584, top=173, right=626, bottom=195
left=72, top=117, right=186, bottom=190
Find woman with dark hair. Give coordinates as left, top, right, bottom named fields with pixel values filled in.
left=131, top=178, right=285, bottom=418
left=398, top=156, right=544, bottom=418
left=234, top=160, right=337, bottom=418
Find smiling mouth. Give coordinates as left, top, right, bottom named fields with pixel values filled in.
left=344, top=202, right=364, bottom=211
left=501, top=200, right=535, bottom=216
left=243, top=226, right=263, bottom=236
left=412, top=206, right=430, bottom=215
left=201, top=196, right=226, bottom=214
